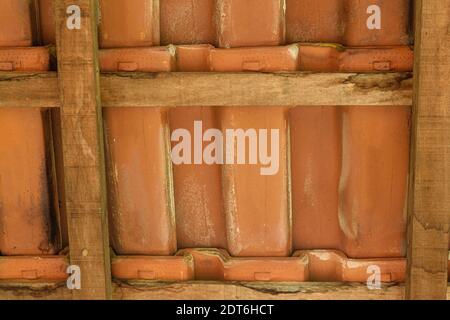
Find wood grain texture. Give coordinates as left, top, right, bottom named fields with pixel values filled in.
left=94, top=279, right=443, bottom=301
left=0, top=281, right=410, bottom=301
left=54, top=0, right=112, bottom=299
left=0, top=72, right=412, bottom=108
left=406, top=0, right=450, bottom=300
left=0, top=72, right=58, bottom=108
left=112, top=281, right=407, bottom=300
left=0, top=282, right=72, bottom=300
left=101, top=72, right=413, bottom=107
left=1, top=281, right=449, bottom=300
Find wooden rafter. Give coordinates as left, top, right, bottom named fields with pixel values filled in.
left=54, top=0, right=112, bottom=299
left=406, top=0, right=450, bottom=300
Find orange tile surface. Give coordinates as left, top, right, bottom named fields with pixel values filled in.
left=217, top=0, right=285, bottom=48
left=39, top=0, right=160, bottom=47
left=176, top=45, right=213, bottom=71
left=0, top=109, right=57, bottom=256
left=0, top=44, right=57, bottom=256
left=0, top=0, right=32, bottom=47
left=160, top=0, right=286, bottom=47
left=112, top=255, right=194, bottom=281
left=38, top=0, right=412, bottom=47
left=210, top=44, right=411, bottom=72
left=0, top=256, right=68, bottom=281
left=97, top=42, right=412, bottom=276
left=99, top=47, right=175, bottom=72
left=111, top=249, right=426, bottom=282
left=0, top=47, right=50, bottom=71
left=178, top=249, right=308, bottom=282
left=111, top=249, right=450, bottom=282
left=291, top=107, right=411, bottom=259
left=104, top=108, right=177, bottom=255
left=160, top=0, right=217, bottom=46
left=100, top=45, right=413, bottom=73
left=294, top=251, right=406, bottom=282
left=286, top=0, right=411, bottom=46
left=98, top=0, right=160, bottom=48
left=101, top=46, right=177, bottom=256
left=343, top=0, right=411, bottom=46
left=297, top=45, right=413, bottom=72
left=38, top=0, right=55, bottom=45
left=169, top=108, right=227, bottom=250
left=220, top=107, right=290, bottom=257
left=210, top=45, right=299, bottom=72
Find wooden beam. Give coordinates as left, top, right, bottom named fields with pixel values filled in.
left=54, top=0, right=112, bottom=299
left=406, top=0, right=450, bottom=300
left=0, top=72, right=58, bottom=108
left=0, top=72, right=412, bottom=108
left=0, top=281, right=409, bottom=300
left=0, top=282, right=72, bottom=300
left=112, top=282, right=403, bottom=300
left=1, top=281, right=449, bottom=300
left=101, top=72, right=412, bottom=107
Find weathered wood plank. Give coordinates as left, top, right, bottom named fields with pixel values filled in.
left=0, top=72, right=412, bottom=108
left=0, top=72, right=58, bottom=108
left=0, top=282, right=72, bottom=300
left=54, top=0, right=111, bottom=300
left=101, top=72, right=412, bottom=107
left=0, top=281, right=405, bottom=300
left=1, top=281, right=450, bottom=301
left=406, top=0, right=450, bottom=300
left=114, top=281, right=404, bottom=300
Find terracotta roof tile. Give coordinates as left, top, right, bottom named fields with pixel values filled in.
left=2, top=0, right=448, bottom=283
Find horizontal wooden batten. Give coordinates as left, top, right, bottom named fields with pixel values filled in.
left=113, top=281, right=407, bottom=300
left=0, top=281, right=429, bottom=300
left=0, top=72, right=58, bottom=108
left=0, top=72, right=412, bottom=108
left=0, top=281, right=450, bottom=300
left=0, top=282, right=72, bottom=300
left=1, top=281, right=449, bottom=300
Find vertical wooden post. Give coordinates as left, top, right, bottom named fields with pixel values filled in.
left=54, top=0, right=112, bottom=299
left=406, top=0, right=450, bottom=300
